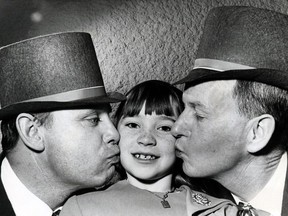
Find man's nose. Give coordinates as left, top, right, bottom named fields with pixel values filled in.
left=171, top=115, right=187, bottom=138
left=103, top=120, right=120, bottom=145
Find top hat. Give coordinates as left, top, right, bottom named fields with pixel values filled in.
left=0, top=32, right=125, bottom=120
left=175, top=6, right=288, bottom=90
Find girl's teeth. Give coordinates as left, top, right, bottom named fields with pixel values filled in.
left=134, top=154, right=156, bottom=160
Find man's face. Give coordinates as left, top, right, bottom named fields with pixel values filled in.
left=171, top=80, right=249, bottom=182
left=40, top=105, right=120, bottom=189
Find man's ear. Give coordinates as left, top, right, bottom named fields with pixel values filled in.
left=246, top=114, right=275, bottom=153
left=16, top=113, right=45, bottom=152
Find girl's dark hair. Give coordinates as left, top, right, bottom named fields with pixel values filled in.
left=115, top=80, right=184, bottom=123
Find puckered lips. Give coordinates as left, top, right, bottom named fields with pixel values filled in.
left=175, top=149, right=183, bottom=158
left=108, top=149, right=120, bottom=164
left=175, top=144, right=184, bottom=158
left=109, top=155, right=120, bottom=164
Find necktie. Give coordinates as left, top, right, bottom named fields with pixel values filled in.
left=52, top=209, right=61, bottom=216
left=237, top=202, right=271, bottom=216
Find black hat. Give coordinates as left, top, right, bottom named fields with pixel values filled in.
left=175, top=6, right=288, bottom=90
left=0, top=32, right=125, bottom=119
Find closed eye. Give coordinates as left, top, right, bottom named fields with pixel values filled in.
left=195, top=113, right=204, bottom=121
left=85, top=116, right=101, bottom=126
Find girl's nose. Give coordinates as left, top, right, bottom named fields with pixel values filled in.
left=137, top=132, right=156, bottom=146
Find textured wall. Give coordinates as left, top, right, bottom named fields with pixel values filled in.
left=0, top=0, right=288, bottom=152
left=1, top=0, right=288, bottom=95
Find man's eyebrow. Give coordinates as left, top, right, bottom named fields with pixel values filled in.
left=85, top=110, right=98, bottom=115
left=76, top=110, right=98, bottom=119
left=80, top=108, right=108, bottom=116
left=187, top=101, right=209, bottom=112
left=187, top=101, right=204, bottom=108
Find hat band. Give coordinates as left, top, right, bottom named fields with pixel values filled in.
left=22, top=86, right=106, bottom=102
left=193, top=58, right=255, bottom=71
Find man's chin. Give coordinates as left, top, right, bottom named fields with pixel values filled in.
left=94, top=167, right=122, bottom=190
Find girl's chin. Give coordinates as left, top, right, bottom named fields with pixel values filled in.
left=127, top=171, right=158, bottom=181
left=133, top=174, right=156, bottom=181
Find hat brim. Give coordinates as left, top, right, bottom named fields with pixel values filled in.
left=174, top=68, right=288, bottom=90
left=0, top=92, right=126, bottom=120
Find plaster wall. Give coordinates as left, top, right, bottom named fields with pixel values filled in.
left=1, top=0, right=287, bottom=95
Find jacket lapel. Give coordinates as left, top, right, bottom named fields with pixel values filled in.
left=201, top=179, right=235, bottom=203
left=281, top=158, right=288, bottom=215
left=0, top=154, right=16, bottom=216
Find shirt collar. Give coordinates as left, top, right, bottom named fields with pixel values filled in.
left=233, top=152, right=287, bottom=216
left=1, top=157, right=53, bottom=216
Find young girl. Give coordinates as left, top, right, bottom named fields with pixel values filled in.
left=60, top=80, right=257, bottom=216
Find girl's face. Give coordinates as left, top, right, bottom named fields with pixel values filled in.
left=117, top=104, right=177, bottom=182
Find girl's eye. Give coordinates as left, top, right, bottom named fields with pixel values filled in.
left=158, top=125, right=172, bottom=132
left=126, top=123, right=139, bottom=129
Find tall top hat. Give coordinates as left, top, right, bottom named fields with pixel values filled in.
left=0, top=32, right=125, bottom=120
left=175, top=6, right=288, bottom=90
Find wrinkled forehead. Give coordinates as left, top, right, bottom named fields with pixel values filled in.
left=183, top=80, right=240, bottom=116
left=187, top=79, right=236, bottom=91
left=183, top=80, right=237, bottom=103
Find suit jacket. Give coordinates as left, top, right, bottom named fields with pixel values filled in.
left=60, top=180, right=240, bottom=216
left=0, top=154, right=16, bottom=216
left=208, top=160, right=288, bottom=216
left=282, top=163, right=288, bottom=215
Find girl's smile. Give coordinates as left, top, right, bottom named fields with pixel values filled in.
left=132, top=153, right=159, bottom=160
